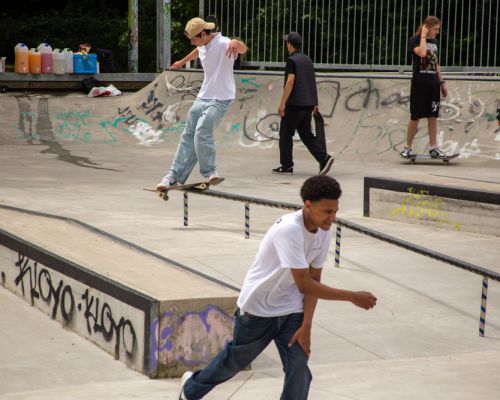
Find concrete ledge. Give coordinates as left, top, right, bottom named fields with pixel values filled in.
left=0, top=205, right=238, bottom=378
left=0, top=72, right=158, bottom=90
left=364, top=177, right=500, bottom=236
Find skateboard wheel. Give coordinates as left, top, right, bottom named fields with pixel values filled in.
left=411, top=159, right=416, bottom=164
left=199, top=183, right=207, bottom=190
left=443, top=160, right=449, bottom=166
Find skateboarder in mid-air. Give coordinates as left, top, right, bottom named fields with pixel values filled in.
left=156, top=17, right=247, bottom=190
left=401, top=16, right=448, bottom=159
left=176, top=175, right=377, bottom=400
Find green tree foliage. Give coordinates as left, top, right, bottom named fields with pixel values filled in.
left=0, top=0, right=199, bottom=72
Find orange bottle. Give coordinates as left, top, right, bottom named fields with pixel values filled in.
left=14, top=43, right=29, bottom=74
left=29, top=48, right=41, bottom=74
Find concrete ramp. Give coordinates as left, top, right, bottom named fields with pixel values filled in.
left=0, top=71, right=498, bottom=163
left=0, top=206, right=238, bottom=378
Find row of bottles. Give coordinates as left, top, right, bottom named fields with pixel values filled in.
left=14, top=43, right=74, bottom=74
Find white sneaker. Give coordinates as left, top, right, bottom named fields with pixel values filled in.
left=208, top=172, right=221, bottom=182
left=156, top=175, right=177, bottom=190
left=400, top=147, right=413, bottom=158
left=177, top=371, right=193, bottom=400
left=429, top=147, right=446, bottom=158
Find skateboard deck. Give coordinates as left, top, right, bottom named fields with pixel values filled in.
left=313, top=111, right=327, bottom=150
left=406, top=153, right=459, bottom=165
left=144, top=177, right=224, bottom=201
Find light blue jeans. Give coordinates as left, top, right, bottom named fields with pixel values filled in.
left=183, top=309, right=311, bottom=400
left=168, top=97, right=232, bottom=184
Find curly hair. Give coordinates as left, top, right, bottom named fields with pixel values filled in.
left=300, top=175, right=342, bottom=202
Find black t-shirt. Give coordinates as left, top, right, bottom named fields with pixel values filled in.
left=408, top=36, right=440, bottom=82
left=283, top=51, right=318, bottom=107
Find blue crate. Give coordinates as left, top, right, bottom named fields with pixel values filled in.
left=74, top=53, right=97, bottom=74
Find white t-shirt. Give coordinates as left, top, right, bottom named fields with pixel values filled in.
left=197, top=33, right=236, bottom=101
left=237, top=210, right=332, bottom=317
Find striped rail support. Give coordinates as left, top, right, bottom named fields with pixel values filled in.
left=335, top=225, right=341, bottom=267
left=183, top=192, right=188, bottom=227
left=244, top=202, right=250, bottom=239
left=479, top=276, right=488, bottom=337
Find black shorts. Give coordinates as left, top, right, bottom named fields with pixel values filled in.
left=410, top=79, right=441, bottom=120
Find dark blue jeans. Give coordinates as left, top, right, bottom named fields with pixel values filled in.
left=183, top=309, right=312, bottom=400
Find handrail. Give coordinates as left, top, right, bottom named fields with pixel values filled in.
left=190, top=188, right=499, bottom=281
left=183, top=188, right=499, bottom=337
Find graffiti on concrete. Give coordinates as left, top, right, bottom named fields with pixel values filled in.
left=8, top=74, right=500, bottom=160
left=150, top=305, right=233, bottom=370
left=390, top=187, right=462, bottom=230
left=11, top=251, right=138, bottom=361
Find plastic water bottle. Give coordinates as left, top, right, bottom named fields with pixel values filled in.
left=14, top=43, right=29, bottom=74
left=52, top=48, right=66, bottom=74
left=29, top=48, right=41, bottom=74
left=37, top=43, right=53, bottom=73
left=63, top=48, right=73, bottom=73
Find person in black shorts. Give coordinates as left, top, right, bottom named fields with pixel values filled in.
left=401, top=16, right=448, bottom=159
left=272, top=32, right=334, bottom=175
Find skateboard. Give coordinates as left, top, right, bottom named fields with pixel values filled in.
left=313, top=111, right=327, bottom=149
left=144, top=177, right=224, bottom=201
left=406, top=153, right=459, bottom=165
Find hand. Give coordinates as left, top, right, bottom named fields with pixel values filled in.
left=278, top=104, right=285, bottom=117
left=352, top=291, right=377, bottom=310
left=225, top=40, right=239, bottom=59
left=170, top=60, right=184, bottom=70
left=288, top=324, right=311, bottom=358
left=421, top=25, right=429, bottom=38
left=440, top=83, right=448, bottom=98
left=314, top=106, right=320, bottom=114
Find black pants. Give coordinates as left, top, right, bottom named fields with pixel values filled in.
left=279, top=105, right=328, bottom=168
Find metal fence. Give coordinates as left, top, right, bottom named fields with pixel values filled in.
left=201, top=0, right=500, bottom=71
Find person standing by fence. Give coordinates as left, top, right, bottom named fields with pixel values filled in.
left=401, top=16, right=448, bottom=159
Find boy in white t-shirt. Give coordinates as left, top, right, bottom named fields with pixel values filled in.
left=177, top=175, right=377, bottom=400
left=156, top=17, right=247, bottom=189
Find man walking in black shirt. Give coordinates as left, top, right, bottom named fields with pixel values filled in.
left=273, top=32, right=334, bottom=175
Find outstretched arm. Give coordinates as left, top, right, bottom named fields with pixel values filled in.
left=226, top=38, right=247, bottom=58
left=291, top=268, right=377, bottom=310
left=170, top=48, right=199, bottom=70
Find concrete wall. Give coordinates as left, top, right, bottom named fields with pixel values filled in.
left=365, top=178, right=500, bottom=236
left=0, top=239, right=147, bottom=372
left=0, top=210, right=238, bottom=379
left=1, top=71, right=498, bottom=162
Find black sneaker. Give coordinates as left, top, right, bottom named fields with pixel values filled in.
left=319, top=155, right=334, bottom=175
left=272, top=166, right=293, bottom=175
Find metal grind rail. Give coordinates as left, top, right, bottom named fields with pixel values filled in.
left=180, top=188, right=500, bottom=337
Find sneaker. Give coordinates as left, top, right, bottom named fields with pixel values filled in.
left=429, top=147, right=446, bottom=158
left=400, top=147, right=413, bottom=159
left=272, top=165, right=293, bottom=175
left=177, top=370, right=193, bottom=400
left=319, top=155, right=334, bottom=175
left=156, top=175, right=177, bottom=190
left=208, top=172, right=221, bottom=182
